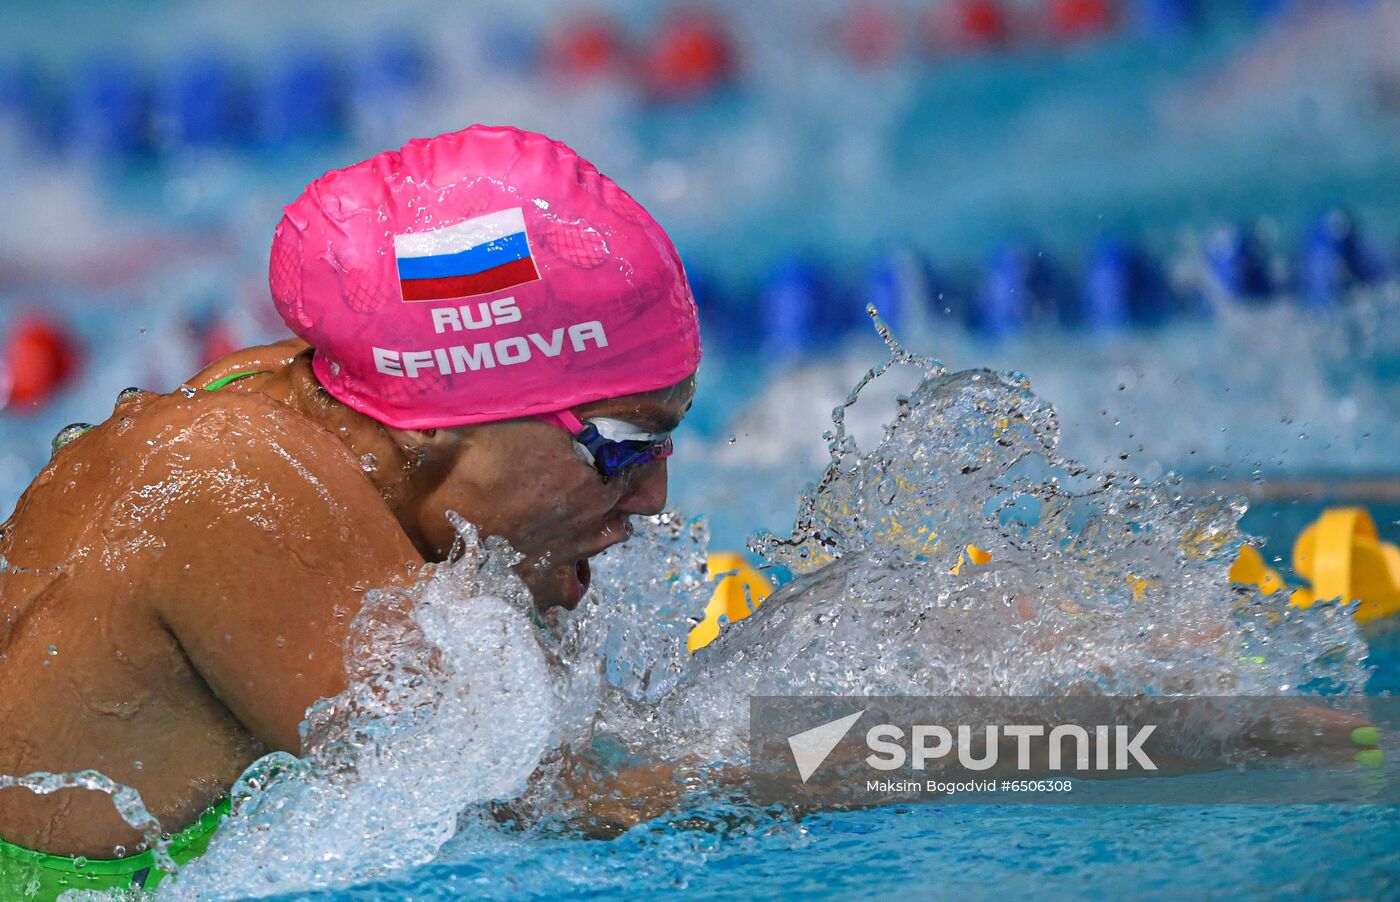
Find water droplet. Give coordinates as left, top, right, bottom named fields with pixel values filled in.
left=179, top=386, right=198, bottom=399
left=47, top=644, right=58, bottom=656
left=359, top=453, right=378, bottom=473
left=51, top=423, right=92, bottom=455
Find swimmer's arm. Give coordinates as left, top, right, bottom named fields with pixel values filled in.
left=144, top=397, right=425, bottom=753
left=504, top=757, right=688, bottom=838
left=567, top=705, right=1379, bottom=831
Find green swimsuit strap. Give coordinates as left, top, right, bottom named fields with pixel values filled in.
left=201, top=369, right=268, bottom=391
left=0, top=798, right=231, bottom=897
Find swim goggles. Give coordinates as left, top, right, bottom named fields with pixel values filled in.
left=536, top=410, right=673, bottom=484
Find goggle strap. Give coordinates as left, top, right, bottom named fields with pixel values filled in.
left=535, top=409, right=587, bottom=435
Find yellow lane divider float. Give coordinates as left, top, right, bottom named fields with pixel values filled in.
left=1231, top=506, right=1400, bottom=625
left=690, top=544, right=993, bottom=651
left=695, top=506, right=1399, bottom=652
left=687, top=552, right=774, bottom=652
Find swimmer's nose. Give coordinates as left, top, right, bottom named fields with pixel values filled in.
left=616, top=458, right=668, bottom=517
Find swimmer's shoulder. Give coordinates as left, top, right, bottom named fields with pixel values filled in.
left=54, top=357, right=353, bottom=503
left=65, top=373, right=417, bottom=570
left=116, top=372, right=356, bottom=479
left=0, top=375, right=337, bottom=575
left=28, top=344, right=397, bottom=556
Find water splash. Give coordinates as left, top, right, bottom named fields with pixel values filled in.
left=0, top=769, right=173, bottom=875
left=129, top=310, right=1372, bottom=895
left=161, top=521, right=558, bottom=899
left=547, top=511, right=711, bottom=709
left=673, top=283, right=1400, bottom=552
left=585, top=311, right=1371, bottom=767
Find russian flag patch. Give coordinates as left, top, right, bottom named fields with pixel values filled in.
left=394, top=207, right=542, bottom=302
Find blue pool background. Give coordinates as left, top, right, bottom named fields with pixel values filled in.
left=2, top=1, right=1400, bottom=899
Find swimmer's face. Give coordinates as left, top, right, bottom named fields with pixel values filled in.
left=401, top=377, right=695, bottom=611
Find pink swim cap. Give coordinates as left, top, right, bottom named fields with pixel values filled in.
left=269, top=125, right=701, bottom=429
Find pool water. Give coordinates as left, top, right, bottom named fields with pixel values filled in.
left=238, top=620, right=1400, bottom=901
left=267, top=796, right=1400, bottom=901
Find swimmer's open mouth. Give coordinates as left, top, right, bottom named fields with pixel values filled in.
left=566, top=529, right=631, bottom=607
left=555, top=559, right=591, bottom=610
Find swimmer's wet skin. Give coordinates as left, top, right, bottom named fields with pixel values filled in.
left=0, top=800, right=228, bottom=895
left=0, top=125, right=701, bottom=893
